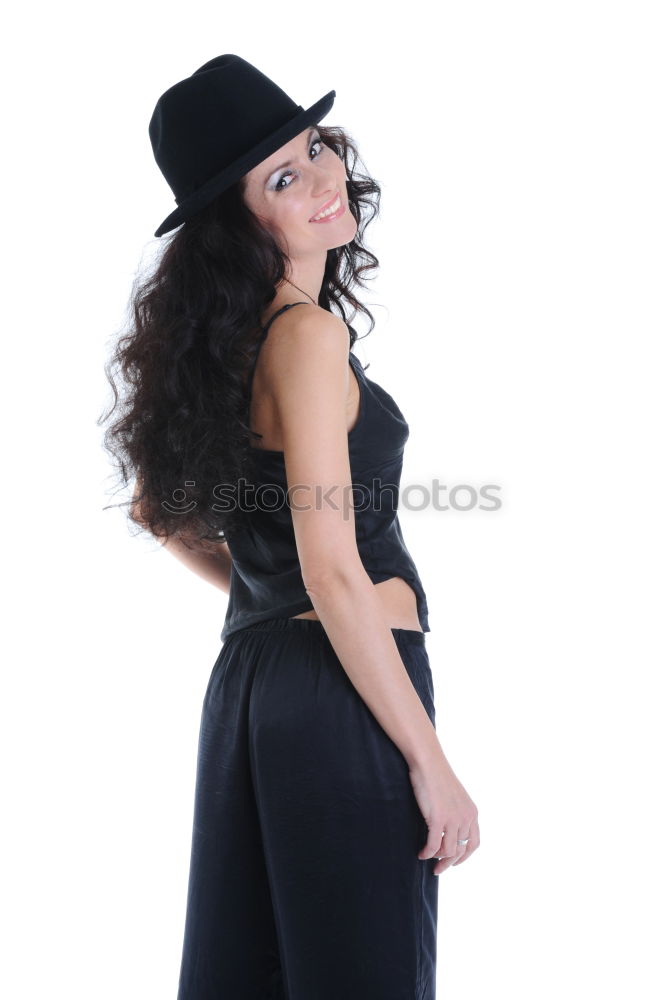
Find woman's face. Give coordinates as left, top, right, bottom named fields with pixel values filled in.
left=242, top=126, right=357, bottom=256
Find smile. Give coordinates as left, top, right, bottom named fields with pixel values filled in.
left=310, top=192, right=345, bottom=222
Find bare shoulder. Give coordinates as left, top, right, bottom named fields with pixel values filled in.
left=256, top=304, right=351, bottom=455
left=262, top=302, right=348, bottom=346
left=259, top=304, right=350, bottom=388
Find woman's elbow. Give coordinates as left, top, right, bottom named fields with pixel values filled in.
left=302, top=553, right=367, bottom=600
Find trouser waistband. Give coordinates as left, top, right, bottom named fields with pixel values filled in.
left=240, top=616, right=427, bottom=646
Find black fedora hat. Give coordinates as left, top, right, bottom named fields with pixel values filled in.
left=149, top=54, right=336, bottom=238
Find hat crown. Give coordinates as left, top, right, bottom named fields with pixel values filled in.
left=149, top=54, right=302, bottom=204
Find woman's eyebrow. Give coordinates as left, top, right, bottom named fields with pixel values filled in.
left=264, top=127, right=319, bottom=184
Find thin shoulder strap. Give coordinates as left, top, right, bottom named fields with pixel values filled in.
left=248, top=301, right=310, bottom=386
left=260, top=301, right=310, bottom=337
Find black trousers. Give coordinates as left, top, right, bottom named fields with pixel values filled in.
left=176, top=618, right=439, bottom=1000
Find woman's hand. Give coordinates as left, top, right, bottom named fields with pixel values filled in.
left=408, top=752, right=480, bottom=875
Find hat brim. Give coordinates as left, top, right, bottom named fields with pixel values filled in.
left=154, top=89, right=336, bottom=238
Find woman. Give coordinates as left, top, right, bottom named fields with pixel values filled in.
left=102, top=54, right=479, bottom=999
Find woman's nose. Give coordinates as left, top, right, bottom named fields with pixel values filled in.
left=311, top=176, right=338, bottom=199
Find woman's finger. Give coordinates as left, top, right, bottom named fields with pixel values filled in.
left=418, top=821, right=447, bottom=861
left=432, top=826, right=459, bottom=875
left=452, top=816, right=480, bottom=865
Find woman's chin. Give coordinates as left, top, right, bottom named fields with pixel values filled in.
left=315, top=214, right=358, bottom=250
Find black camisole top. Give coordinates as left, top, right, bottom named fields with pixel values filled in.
left=219, top=302, right=430, bottom=641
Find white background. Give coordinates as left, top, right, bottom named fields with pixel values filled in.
left=2, top=2, right=663, bottom=997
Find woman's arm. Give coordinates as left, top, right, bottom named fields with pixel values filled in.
left=264, top=307, right=445, bottom=771
left=130, top=479, right=233, bottom=594
left=156, top=535, right=232, bottom=593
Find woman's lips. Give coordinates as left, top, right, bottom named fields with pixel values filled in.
left=309, top=193, right=345, bottom=223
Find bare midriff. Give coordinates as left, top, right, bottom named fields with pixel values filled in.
left=290, top=575, right=424, bottom=632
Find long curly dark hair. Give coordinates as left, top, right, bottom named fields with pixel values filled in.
left=99, top=124, right=381, bottom=550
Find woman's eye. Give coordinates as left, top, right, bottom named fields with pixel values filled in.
left=275, top=139, right=324, bottom=192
